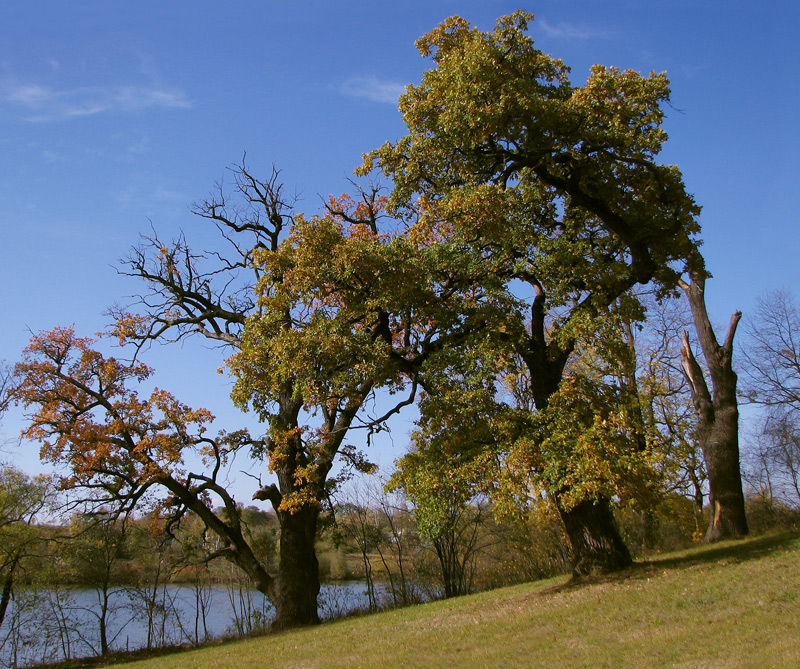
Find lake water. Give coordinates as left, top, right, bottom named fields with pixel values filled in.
left=0, top=581, right=386, bottom=668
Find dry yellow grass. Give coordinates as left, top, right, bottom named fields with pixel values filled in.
left=107, top=531, right=800, bottom=668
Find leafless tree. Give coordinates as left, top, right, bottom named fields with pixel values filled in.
left=741, top=289, right=800, bottom=507
left=679, top=271, right=748, bottom=541
left=742, top=288, right=800, bottom=413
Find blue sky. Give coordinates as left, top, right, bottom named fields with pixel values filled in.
left=1, top=1, right=798, bottom=493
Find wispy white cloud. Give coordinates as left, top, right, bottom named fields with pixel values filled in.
left=3, top=81, right=192, bottom=122
left=339, top=75, right=406, bottom=104
left=115, top=181, right=188, bottom=214
left=538, top=19, right=615, bottom=40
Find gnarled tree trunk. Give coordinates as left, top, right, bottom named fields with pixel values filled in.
left=557, top=496, right=632, bottom=576
left=271, top=505, right=321, bottom=630
left=680, top=272, right=748, bottom=541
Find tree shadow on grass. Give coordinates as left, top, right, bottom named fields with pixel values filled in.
left=643, top=529, right=800, bottom=572
left=538, top=529, right=800, bottom=595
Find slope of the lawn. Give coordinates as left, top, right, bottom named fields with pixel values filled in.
left=116, top=531, right=800, bottom=668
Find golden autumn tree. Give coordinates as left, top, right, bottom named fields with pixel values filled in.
left=15, top=321, right=395, bottom=630
left=102, top=163, right=498, bottom=628
left=105, top=167, right=384, bottom=629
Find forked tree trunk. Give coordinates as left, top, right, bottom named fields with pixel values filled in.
left=433, top=536, right=463, bottom=599
left=680, top=273, right=748, bottom=541
left=557, top=496, right=633, bottom=576
left=250, top=388, right=372, bottom=630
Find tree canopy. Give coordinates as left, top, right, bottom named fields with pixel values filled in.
left=9, top=11, right=753, bottom=632
left=357, top=11, right=706, bottom=573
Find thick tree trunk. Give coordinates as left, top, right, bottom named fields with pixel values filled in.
left=250, top=387, right=370, bottom=630
left=213, top=486, right=322, bottom=632
left=557, top=496, right=633, bottom=576
left=699, top=401, right=748, bottom=541
left=271, top=505, right=321, bottom=630
left=680, top=273, right=748, bottom=541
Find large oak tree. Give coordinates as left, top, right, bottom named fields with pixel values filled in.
left=362, top=12, right=705, bottom=574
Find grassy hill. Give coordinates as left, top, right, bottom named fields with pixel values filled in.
left=105, top=531, right=800, bottom=668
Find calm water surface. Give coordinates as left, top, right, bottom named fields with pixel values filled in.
left=0, top=581, right=383, bottom=668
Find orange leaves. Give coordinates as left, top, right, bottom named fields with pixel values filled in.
left=156, top=244, right=180, bottom=279
left=110, top=312, right=152, bottom=346
left=326, top=190, right=389, bottom=230
left=15, top=326, right=217, bottom=495
left=276, top=489, right=321, bottom=514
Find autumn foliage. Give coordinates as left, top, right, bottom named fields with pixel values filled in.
left=15, top=326, right=219, bottom=511
left=7, top=11, right=755, bottom=637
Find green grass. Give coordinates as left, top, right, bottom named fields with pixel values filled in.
left=108, top=531, right=800, bottom=668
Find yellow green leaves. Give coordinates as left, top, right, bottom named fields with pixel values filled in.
left=233, top=268, right=392, bottom=416
left=366, top=12, right=702, bottom=297
left=570, top=65, right=670, bottom=156
left=522, top=376, right=659, bottom=510
left=229, top=200, right=500, bottom=419
left=391, top=440, right=493, bottom=540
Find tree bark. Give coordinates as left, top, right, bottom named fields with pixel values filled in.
left=0, top=557, right=18, bottom=630
left=557, top=496, right=632, bottom=576
left=700, top=402, right=748, bottom=541
left=680, top=272, right=748, bottom=541
left=271, top=505, right=321, bottom=630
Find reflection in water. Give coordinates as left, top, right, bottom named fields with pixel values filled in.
left=0, top=581, right=387, bottom=668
